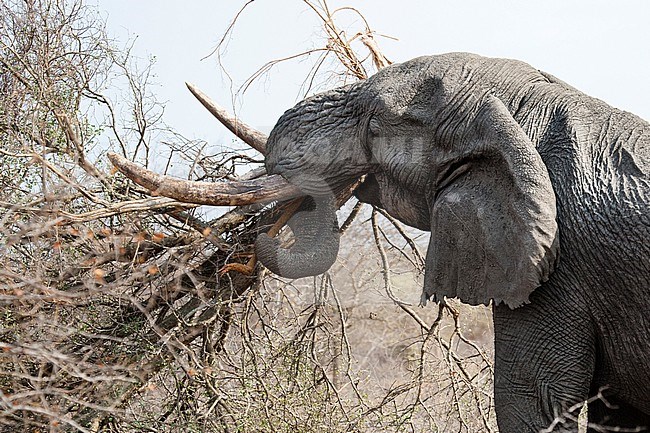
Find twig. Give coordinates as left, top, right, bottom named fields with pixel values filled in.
left=53, top=197, right=198, bottom=224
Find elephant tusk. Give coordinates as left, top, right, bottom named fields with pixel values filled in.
left=185, top=82, right=268, bottom=154
left=107, top=152, right=302, bottom=206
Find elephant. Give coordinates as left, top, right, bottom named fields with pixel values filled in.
left=253, top=53, right=650, bottom=432
left=109, top=52, right=650, bottom=431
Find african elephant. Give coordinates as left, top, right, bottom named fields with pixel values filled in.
left=253, top=53, right=650, bottom=432
left=110, top=52, right=650, bottom=431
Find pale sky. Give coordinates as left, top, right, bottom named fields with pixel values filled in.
left=94, top=1, right=650, bottom=148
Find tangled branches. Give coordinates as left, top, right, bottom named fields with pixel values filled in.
left=0, top=1, right=497, bottom=432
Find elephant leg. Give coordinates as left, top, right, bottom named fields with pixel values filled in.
left=492, top=288, right=596, bottom=433
left=587, top=392, right=650, bottom=432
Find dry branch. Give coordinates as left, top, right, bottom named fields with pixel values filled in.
left=55, top=196, right=199, bottom=223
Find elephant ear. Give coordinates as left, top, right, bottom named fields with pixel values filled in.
left=423, top=95, right=559, bottom=309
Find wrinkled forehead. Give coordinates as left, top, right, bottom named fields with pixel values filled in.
left=266, top=84, right=362, bottom=152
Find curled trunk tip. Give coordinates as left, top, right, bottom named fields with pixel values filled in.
left=255, top=196, right=340, bottom=278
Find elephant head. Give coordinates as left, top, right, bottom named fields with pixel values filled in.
left=110, top=53, right=559, bottom=308
left=254, top=84, right=374, bottom=279
left=254, top=55, right=559, bottom=308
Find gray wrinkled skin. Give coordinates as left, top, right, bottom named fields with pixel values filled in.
left=256, top=53, right=650, bottom=431
left=255, top=196, right=339, bottom=279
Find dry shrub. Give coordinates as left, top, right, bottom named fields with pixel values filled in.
left=1, top=1, right=497, bottom=432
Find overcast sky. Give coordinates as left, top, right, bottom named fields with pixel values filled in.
left=93, top=1, right=650, bottom=148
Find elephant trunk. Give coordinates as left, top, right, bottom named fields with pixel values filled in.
left=255, top=196, right=339, bottom=279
